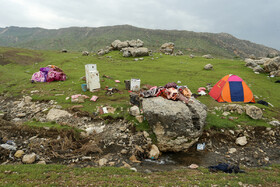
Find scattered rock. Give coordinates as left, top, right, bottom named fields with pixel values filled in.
left=14, top=150, right=24, bottom=158
left=98, top=158, right=108, bottom=166
left=130, top=167, right=137, bottom=172
left=148, top=144, right=160, bottom=159
left=24, top=96, right=32, bottom=103
left=130, top=106, right=140, bottom=116
left=135, top=115, right=143, bottom=123
left=222, top=112, right=230, bottom=116
left=188, top=164, right=199, bottom=169
left=202, top=54, right=214, bottom=59
left=204, top=64, right=213, bottom=70
left=121, top=149, right=128, bottom=154
left=122, top=161, right=131, bottom=169
left=263, top=56, right=280, bottom=75
left=129, top=155, right=141, bottom=163
left=175, top=50, right=184, bottom=56
left=108, top=162, right=115, bottom=166
left=253, top=66, right=265, bottom=73
left=269, top=120, right=280, bottom=127
left=245, top=105, right=263, bottom=120
left=236, top=136, right=247, bottom=146
left=228, top=148, right=237, bottom=154
left=82, top=51, right=89, bottom=56
left=22, top=153, right=36, bottom=164
left=37, top=161, right=46, bottom=165
left=160, top=42, right=174, bottom=55
left=46, top=108, right=72, bottom=121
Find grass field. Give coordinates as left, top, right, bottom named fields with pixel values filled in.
left=0, top=164, right=279, bottom=186
left=0, top=47, right=279, bottom=125
left=1, top=47, right=280, bottom=186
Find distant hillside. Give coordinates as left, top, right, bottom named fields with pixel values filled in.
left=0, top=25, right=279, bottom=58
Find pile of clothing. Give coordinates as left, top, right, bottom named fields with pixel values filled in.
left=31, top=65, right=66, bottom=83
left=140, top=82, right=192, bottom=104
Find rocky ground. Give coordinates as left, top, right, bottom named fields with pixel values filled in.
left=0, top=96, right=280, bottom=172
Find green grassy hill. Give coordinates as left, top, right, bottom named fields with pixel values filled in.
left=0, top=25, right=279, bottom=58
left=0, top=47, right=279, bottom=125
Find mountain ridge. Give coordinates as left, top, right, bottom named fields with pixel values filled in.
left=0, top=25, right=279, bottom=58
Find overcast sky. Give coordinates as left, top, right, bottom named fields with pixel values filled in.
left=0, top=0, right=279, bottom=50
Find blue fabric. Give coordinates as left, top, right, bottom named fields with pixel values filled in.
left=229, top=82, right=244, bottom=102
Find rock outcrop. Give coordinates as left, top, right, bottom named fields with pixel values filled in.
left=142, top=97, right=207, bottom=152
left=121, top=47, right=149, bottom=57
left=264, top=56, right=280, bottom=77
left=160, top=42, right=175, bottom=55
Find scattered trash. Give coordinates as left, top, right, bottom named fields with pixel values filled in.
left=106, top=87, right=119, bottom=95
left=31, top=65, right=66, bottom=83
left=124, top=80, right=131, bottom=90
left=144, top=159, right=165, bottom=165
left=85, top=64, right=100, bottom=91
left=197, top=143, right=205, bottom=151
left=115, top=80, right=120, bottom=83
left=177, top=80, right=181, bottom=84
left=71, top=94, right=89, bottom=103
left=254, top=72, right=260, bottom=74
left=198, top=90, right=207, bottom=95
left=208, top=163, right=245, bottom=173
left=102, top=107, right=108, bottom=114
left=90, top=96, right=98, bottom=102
left=139, top=83, right=192, bottom=104
left=0, top=140, right=17, bottom=151
left=102, top=74, right=113, bottom=79
left=81, top=84, right=87, bottom=91
left=131, top=79, right=141, bottom=91
left=197, top=87, right=207, bottom=95
left=257, top=100, right=269, bottom=106
left=268, top=102, right=274, bottom=107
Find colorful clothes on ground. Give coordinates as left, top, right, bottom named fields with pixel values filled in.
left=31, top=65, right=66, bottom=83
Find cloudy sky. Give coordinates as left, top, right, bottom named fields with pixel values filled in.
left=1, top=0, right=279, bottom=50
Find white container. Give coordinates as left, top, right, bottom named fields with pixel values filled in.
left=85, top=64, right=100, bottom=91
left=130, top=79, right=141, bottom=91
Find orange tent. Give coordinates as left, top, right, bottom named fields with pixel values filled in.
left=209, top=74, right=255, bottom=103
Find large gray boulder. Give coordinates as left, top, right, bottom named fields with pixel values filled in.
left=160, top=42, right=175, bottom=55
left=46, top=108, right=72, bottom=121
left=111, top=40, right=121, bottom=49
left=122, top=47, right=149, bottom=57
left=142, top=97, right=207, bottom=152
left=245, top=105, right=263, bottom=120
left=117, top=41, right=129, bottom=50
left=130, top=47, right=149, bottom=57
left=245, top=61, right=258, bottom=68
left=128, top=39, right=144, bottom=48
left=264, top=56, right=280, bottom=73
